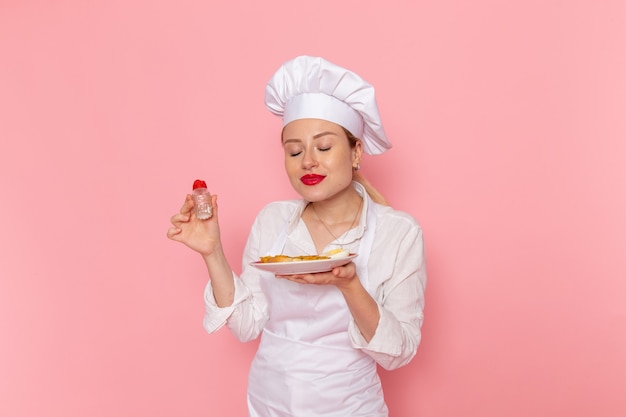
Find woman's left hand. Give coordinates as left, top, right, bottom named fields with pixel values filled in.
left=276, top=262, right=360, bottom=290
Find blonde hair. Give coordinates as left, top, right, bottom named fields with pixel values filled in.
left=343, top=128, right=390, bottom=206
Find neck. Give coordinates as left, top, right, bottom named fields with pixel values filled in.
left=305, top=185, right=364, bottom=252
left=309, top=187, right=362, bottom=225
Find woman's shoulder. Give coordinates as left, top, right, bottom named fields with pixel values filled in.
left=374, top=202, right=423, bottom=232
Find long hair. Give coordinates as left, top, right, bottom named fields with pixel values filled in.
left=343, top=128, right=390, bottom=206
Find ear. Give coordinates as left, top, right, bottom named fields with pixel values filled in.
left=352, top=140, right=364, bottom=168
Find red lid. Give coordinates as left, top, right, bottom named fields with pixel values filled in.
left=192, top=179, right=207, bottom=190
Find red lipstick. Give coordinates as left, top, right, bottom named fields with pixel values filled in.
left=300, top=174, right=325, bottom=186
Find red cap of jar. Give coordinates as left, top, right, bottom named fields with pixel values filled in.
left=192, top=179, right=207, bottom=190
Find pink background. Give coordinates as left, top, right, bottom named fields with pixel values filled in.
left=1, top=1, right=625, bottom=416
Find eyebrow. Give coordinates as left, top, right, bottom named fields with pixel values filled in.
left=313, top=131, right=338, bottom=139
left=283, top=131, right=338, bottom=144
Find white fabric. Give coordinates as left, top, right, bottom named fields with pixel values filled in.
left=284, top=92, right=362, bottom=139
left=203, top=183, right=427, bottom=414
left=246, top=195, right=382, bottom=416
left=265, top=55, right=392, bottom=155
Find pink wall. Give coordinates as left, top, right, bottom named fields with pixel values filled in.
left=1, top=1, right=625, bottom=416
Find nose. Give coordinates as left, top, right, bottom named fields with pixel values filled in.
left=301, top=149, right=318, bottom=169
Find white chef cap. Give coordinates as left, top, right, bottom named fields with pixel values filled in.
left=265, top=55, right=392, bottom=155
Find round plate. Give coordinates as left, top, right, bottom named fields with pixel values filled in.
left=250, top=254, right=358, bottom=275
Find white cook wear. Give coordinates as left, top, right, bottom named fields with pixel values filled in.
left=203, top=182, right=426, bottom=416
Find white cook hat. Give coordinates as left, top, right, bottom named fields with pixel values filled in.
left=265, top=55, right=392, bottom=155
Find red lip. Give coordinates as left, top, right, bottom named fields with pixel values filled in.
left=300, top=174, right=326, bottom=186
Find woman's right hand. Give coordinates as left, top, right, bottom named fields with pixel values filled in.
left=167, top=193, right=221, bottom=256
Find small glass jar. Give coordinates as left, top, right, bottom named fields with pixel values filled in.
left=192, top=187, right=212, bottom=220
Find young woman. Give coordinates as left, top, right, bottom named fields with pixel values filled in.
left=167, top=56, right=427, bottom=417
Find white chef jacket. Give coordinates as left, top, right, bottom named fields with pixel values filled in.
left=203, top=182, right=426, bottom=415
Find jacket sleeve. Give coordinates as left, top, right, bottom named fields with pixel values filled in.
left=348, top=219, right=427, bottom=370
left=202, top=209, right=271, bottom=342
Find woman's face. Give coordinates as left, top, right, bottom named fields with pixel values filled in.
left=282, top=118, right=362, bottom=202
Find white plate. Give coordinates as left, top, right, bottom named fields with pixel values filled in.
left=250, top=254, right=358, bottom=275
